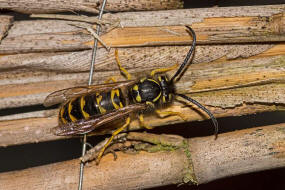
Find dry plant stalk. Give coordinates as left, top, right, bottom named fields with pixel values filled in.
left=0, top=49, right=284, bottom=146
left=0, top=0, right=183, bottom=14
left=0, top=46, right=284, bottom=109
left=0, top=4, right=284, bottom=189
left=0, top=5, right=284, bottom=54
left=0, top=45, right=284, bottom=147
left=0, top=15, right=13, bottom=41
left=0, top=123, right=284, bottom=190
left=1, top=103, right=284, bottom=147
left=30, top=14, right=113, bottom=25
left=0, top=5, right=284, bottom=151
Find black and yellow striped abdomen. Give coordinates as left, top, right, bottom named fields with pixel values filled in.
left=59, top=88, right=126, bottom=124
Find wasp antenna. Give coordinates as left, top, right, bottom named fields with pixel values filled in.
left=170, top=26, right=197, bottom=83
left=175, top=93, right=218, bottom=139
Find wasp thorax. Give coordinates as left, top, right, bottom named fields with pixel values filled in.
left=130, top=75, right=174, bottom=105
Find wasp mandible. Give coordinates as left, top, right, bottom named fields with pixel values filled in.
left=44, top=26, right=218, bottom=163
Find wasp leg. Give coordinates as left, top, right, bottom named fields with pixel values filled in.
left=146, top=101, right=155, bottom=108
left=96, top=117, right=131, bottom=164
left=115, top=49, right=132, bottom=80
left=150, top=63, right=179, bottom=77
left=138, top=114, right=153, bottom=129
left=138, top=101, right=155, bottom=129
left=104, top=77, right=117, bottom=83
left=155, top=110, right=187, bottom=121
left=81, top=133, right=128, bottom=163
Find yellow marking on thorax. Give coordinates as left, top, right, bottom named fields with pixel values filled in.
left=59, top=106, right=67, bottom=124
left=96, top=93, right=107, bottom=114
left=132, top=85, right=142, bottom=102
left=68, top=99, right=77, bottom=122
left=147, top=79, right=161, bottom=102
left=153, top=91, right=161, bottom=102
left=111, top=89, right=121, bottom=109
left=136, top=94, right=142, bottom=102
left=80, top=96, right=90, bottom=119
left=133, top=85, right=139, bottom=91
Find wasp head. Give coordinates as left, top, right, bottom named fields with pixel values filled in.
left=157, top=75, right=175, bottom=104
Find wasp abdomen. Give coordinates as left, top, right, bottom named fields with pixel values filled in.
left=59, top=97, right=84, bottom=124
left=81, top=94, right=100, bottom=118
left=59, top=88, right=126, bottom=124
left=59, top=103, right=70, bottom=124
left=69, top=97, right=83, bottom=121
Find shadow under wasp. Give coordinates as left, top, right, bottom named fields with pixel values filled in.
left=44, top=26, right=218, bottom=163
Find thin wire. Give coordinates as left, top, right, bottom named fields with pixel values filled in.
left=78, top=0, right=107, bottom=189
left=88, top=1, right=107, bottom=85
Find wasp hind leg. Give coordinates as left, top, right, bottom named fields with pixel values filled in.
left=95, top=117, right=131, bottom=164
left=155, top=110, right=187, bottom=121
left=115, top=49, right=132, bottom=80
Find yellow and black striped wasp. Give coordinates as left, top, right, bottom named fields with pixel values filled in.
left=44, top=26, right=218, bottom=163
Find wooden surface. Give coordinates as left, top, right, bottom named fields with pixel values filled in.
left=0, top=44, right=280, bottom=72
left=0, top=0, right=183, bottom=14
left=190, top=123, right=285, bottom=184
left=1, top=45, right=284, bottom=108
left=0, top=123, right=284, bottom=189
left=0, top=4, right=284, bottom=189
left=0, top=45, right=285, bottom=146
left=0, top=5, right=284, bottom=54
left=1, top=103, right=283, bottom=147
left=0, top=15, right=13, bottom=41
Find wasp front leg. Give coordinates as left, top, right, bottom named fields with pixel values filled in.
left=138, top=113, right=153, bottom=130
left=150, top=63, right=179, bottom=77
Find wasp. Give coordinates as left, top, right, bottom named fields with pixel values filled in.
left=44, top=26, right=218, bottom=163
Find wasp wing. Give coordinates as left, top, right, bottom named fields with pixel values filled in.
left=44, top=80, right=136, bottom=107
left=52, top=104, right=146, bottom=136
